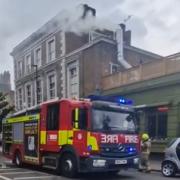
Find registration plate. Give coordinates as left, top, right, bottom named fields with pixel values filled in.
left=115, top=159, right=127, bottom=165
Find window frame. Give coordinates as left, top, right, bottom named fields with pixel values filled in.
left=110, top=62, right=119, bottom=74
left=25, top=83, right=33, bottom=108
left=46, top=37, right=56, bottom=63
left=17, top=60, right=23, bottom=78
left=67, top=61, right=79, bottom=98
left=35, top=78, right=43, bottom=105
left=25, top=53, right=32, bottom=74
left=17, top=87, right=23, bottom=110
left=47, top=72, right=57, bottom=100
left=34, top=46, right=42, bottom=68
left=146, top=108, right=167, bottom=139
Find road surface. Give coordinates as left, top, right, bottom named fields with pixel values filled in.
left=0, top=166, right=179, bottom=180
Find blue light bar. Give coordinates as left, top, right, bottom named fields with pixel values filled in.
left=87, top=95, right=133, bottom=105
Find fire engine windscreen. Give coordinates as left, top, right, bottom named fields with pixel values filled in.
left=92, top=109, right=137, bottom=133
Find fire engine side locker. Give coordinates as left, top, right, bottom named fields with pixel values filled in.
left=3, top=114, right=40, bottom=165
left=24, top=117, right=40, bottom=164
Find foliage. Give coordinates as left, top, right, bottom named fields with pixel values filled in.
left=0, top=92, right=14, bottom=131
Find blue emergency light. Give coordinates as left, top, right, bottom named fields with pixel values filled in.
left=87, top=95, right=133, bottom=105
left=127, top=147, right=136, bottom=153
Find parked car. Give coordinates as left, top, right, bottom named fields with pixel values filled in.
left=161, top=138, right=180, bottom=177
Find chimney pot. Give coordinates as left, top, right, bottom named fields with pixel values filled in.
left=119, top=23, right=126, bottom=33
left=82, top=4, right=96, bottom=19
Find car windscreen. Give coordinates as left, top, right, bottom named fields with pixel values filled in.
left=167, top=138, right=177, bottom=148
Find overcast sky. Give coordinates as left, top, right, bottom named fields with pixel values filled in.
left=1, top=0, right=180, bottom=88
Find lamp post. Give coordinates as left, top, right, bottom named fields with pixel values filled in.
left=32, top=64, right=38, bottom=105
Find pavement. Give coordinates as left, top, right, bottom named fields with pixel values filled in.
left=149, top=153, right=163, bottom=172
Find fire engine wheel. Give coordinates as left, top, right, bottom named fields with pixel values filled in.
left=60, top=153, right=78, bottom=178
left=14, top=151, right=22, bottom=167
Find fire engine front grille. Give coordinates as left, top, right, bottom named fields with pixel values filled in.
left=100, top=143, right=137, bottom=158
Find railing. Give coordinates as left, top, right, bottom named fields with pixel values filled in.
left=102, top=58, right=180, bottom=90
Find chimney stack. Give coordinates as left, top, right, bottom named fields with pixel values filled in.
left=119, top=23, right=131, bottom=46
left=81, top=4, right=96, bottom=19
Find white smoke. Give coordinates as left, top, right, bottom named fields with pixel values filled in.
left=54, top=4, right=117, bottom=35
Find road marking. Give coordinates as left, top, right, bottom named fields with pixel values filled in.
left=14, top=176, right=53, bottom=180
left=0, top=171, right=34, bottom=175
left=0, top=168, right=20, bottom=171
left=0, top=175, right=12, bottom=180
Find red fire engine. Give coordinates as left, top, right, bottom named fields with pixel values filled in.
left=2, top=96, right=140, bottom=177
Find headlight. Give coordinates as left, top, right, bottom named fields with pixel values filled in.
left=93, top=159, right=106, bottom=167
left=133, top=158, right=139, bottom=164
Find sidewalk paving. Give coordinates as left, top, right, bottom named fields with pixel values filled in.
left=149, top=153, right=163, bottom=172
left=150, top=159, right=161, bottom=171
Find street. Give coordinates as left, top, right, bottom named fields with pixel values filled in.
left=0, top=166, right=179, bottom=180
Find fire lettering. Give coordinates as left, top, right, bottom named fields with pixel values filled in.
left=101, top=134, right=118, bottom=143
left=125, top=135, right=138, bottom=143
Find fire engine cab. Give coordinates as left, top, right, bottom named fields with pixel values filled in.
left=2, top=96, right=140, bottom=177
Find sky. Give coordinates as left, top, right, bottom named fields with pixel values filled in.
left=0, top=0, right=180, bottom=88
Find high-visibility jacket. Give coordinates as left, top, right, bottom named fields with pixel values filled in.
left=141, top=139, right=151, bottom=154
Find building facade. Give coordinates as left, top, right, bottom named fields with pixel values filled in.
left=11, top=5, right=161, bottom=112
left=103, top=54, right=180, bottom=152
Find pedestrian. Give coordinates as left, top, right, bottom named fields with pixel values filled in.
left=138, top=133, right=151, bottom=173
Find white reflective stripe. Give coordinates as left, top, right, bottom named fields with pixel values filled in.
left=0, top=168, right=20, bottom=171
left=14, top=176, right=53, bottom=180
left=0, top=171, right=33, bottom=175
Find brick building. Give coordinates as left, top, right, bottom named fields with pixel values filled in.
left=11, top=4, right=162, bottom=112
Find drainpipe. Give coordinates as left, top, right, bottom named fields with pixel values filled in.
left=116, top=24, right=132, bottom=69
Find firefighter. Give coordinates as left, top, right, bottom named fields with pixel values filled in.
left=138, top=133, right=151, bottom=172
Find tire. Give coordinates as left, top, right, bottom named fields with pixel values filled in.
left=161, top=161, right=176, bottom=177
left=14, top=151, right=23, bottom=167
left=60, top=153, right=78, bottom=178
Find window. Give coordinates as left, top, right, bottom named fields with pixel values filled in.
left=36, top=79, right=43, bottom=104
left=26, top=84, right=32, bottom=108
left=67, top=62, right=79, bottom=98
left=17, top=61, right=23, bottom=78
left=25, top=54, right=31, bottom=74
left=146, top=108, right=167, bottom=139
left=47, top=38, right=55, bottom=62
left=47, top=73, right=56, bottom=99
left=47, top=103, right=59, bottom=130
left=176, top=142, right=180, bottom=161
left=35, top=48, right=41, bottom=68
left=110, top=63, right=119, bottom=74
left=72, top=108, right=87, bottom=130
left=17, top=88, right=23, bottom=110
left=69, top=67, right=78, bottom=97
